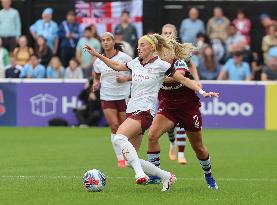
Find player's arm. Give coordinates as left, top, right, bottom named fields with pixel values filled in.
left=187, top=60, right=202, bottom=87
left=172, top=70, right=219, bottom=98
left=84, top=45, right=128, bottom=71
left=116, top=75, right=132, bottom=83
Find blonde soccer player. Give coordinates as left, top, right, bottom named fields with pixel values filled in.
left=84, top=33, right=218, bottom=191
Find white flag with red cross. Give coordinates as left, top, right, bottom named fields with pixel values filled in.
left=75, top=0, right=143, bottom=37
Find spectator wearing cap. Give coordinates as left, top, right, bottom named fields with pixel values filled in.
left=20, top=55, right=45, bottom=78
left=217, top=51, right=251, bottom=81
left=114, top=10, right=138, bottom=48
left=5, top=55, right=21, bottom=78
left=76, top=26, right=101, bottom=78
left=30, top=8, right=59, bottom=54
left=207, top=7, right=230, bottom=43
left=232, top=9, right=251, bottom=43
left=179, top=7, right=205, bottom=44
left=262, top=25, right=277, bottom=64
left=0, top=37, right=10, bottom=78
left=226, top=24, right=245, bottom=54
left=114, top=28, right=134, bottom=58
left=58, top=11, right=81, bottom=67
left=261, top=47, right=277, bottom=81
left=0, top=0, right=21, bottom=52
left=260, top=13, right=277, bottom=34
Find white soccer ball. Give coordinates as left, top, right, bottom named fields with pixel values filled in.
left=82, top=169, right=106, bottom=192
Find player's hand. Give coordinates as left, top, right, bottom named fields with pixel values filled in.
left=116, top=75, right=127, bottom=83
left=83, top=45, right=98, bottom=56
left=203, top=92, right=220, bottom=98
left=92, top=81, right=100, bottom=92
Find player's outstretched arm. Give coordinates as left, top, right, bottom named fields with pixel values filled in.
left=84, top=45, right=128, bottom=71
left=172, top=71, right=219, bottom=98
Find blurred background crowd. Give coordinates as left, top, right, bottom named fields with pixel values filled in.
left=0, top=0, right=277, bottom=81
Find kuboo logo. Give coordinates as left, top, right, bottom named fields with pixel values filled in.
left=200, top=98, right=254, bottom=117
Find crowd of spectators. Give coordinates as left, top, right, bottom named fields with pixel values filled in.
left=0, top=0, right=276, bottom=81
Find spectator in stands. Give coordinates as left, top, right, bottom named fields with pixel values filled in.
left=30, top=8, right=59, bottom=54
left=114, top=10, right=138, bottom=48
left=198, top=45, right=221, bottom=80
left=13, top=35, right=33, bottom=67
left=59, top=11, right=80, bottom=67
left=5, top=55, right=21, bottom=78
left=251, top=52, right=263, bottom=81
left=76, top=26, right=101, bottom=78
left=0, top=38, right=10, bottom=78
left=217, top=51, right=251, bottom=81
left=261, top=47, right=277, bottom=81
left=232, top=9, right=251, bottom=43
left=64, top=58, right=83, bottom=79
left=179, top=7, right=205, bottom=44
left=35, top=36, right=52, bottom=67
left=226, top=24, right=245, bottom=54
left=46, top=56, right=65, bottom=79
left=238, top=38, right=254, bottom=67
left=0, top=0, right=21, bottom=52
left=114, top=28, right=134, bottom=58
left=262, top=25, right=277, bottom=64
left=20, top=55, right=45, bottom=78
left=74, top=78, right=101, bottom=127
left=260, top=13, right=277, bottom=34
left=91, top=24, right=101, bottom=42
left=207, top=7, right=230, bottom=43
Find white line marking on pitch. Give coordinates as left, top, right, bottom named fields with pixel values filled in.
left=1, top=176, right=276, bottom=182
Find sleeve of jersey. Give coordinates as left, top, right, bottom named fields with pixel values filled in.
left=165, top=63, right=176, bottom=77
left=93, top=60, right=101, bottom=74
left=125, top=58, right=135, bottom=71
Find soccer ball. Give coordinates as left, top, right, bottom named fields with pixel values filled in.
left=82, top=169, right=106, bottom=192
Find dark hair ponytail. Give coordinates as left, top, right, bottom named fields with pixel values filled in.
left=114, top=43, right=123, bottom=52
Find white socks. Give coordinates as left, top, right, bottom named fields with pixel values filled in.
left=113, top=134, right=145, bottom=178
left=140, top=159, right=170, bottom=180
left=111, top=134, right=124, bottom=161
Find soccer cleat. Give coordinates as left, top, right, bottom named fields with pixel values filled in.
left=148, top=176, right=161, bottom=184
left=136, top=175, right=149, bottom=185
left=117, top=160, right=126, bottom=168
left=204, top=174, right=218, bottom=190
left=161, top=173, right=176, bottom=192
left=178, top=157, right=188, bottom=165
left=169, top=147, right=177, bottom=161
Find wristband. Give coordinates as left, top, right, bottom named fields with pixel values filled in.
left=198, top=89, right=206, bottom=96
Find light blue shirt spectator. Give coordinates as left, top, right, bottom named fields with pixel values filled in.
left=20, top=64, right=45, bottom=78
left=0, top=7, right=21, bottom=38
left=30, top=19, right=58, bottom=50
left=223, top=58, right=251, bottom=80
left=76, top=37, right=101, bottom=68
left=179, top=19, right=205, bottom=44
left=198, top=58, right=221, bottom=80
left=46, top=66, right=65, bottom=79
left=30, top=8, right=58, bottom=51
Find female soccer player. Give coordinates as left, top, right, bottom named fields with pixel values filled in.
left=160, top=24, right=202, bottom=164
left=92, top=32, right=132, bottom=168
left=84, top=34, right=218, bottom=191
left=147, top=38, right=219, bottom=189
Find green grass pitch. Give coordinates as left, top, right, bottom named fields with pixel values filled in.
left=0, top=127, right=276, bottom=205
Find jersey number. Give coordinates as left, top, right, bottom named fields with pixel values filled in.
left=193, top=115, right=200, bottom=128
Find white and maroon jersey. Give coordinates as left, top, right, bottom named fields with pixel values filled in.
left=94, top=51, right=132, bottom=101
left=158, top=58, right=201, bottom=109
left=126, top=56, right=173, bottom=116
